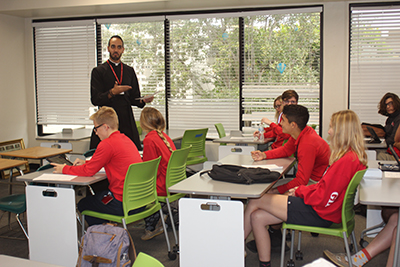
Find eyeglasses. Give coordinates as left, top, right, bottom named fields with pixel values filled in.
left=93, top=124, right=104, bottom=133
left=274, top=104, right=282, bottom=109
left=283, top=100, right=297, bottom=105
left=386, top=101, right=394, bottom=107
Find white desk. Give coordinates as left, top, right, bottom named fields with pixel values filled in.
left=0, top=255, right=64, bottom=267
left=36, top=128, right=93, bottom=141
left=213, top=135, right=273, bottom=145
left=169, top=154, right=295, bottom=199
left=16, top=170, right=107, bottom=267
left=359, top=171, right=400, bottom=267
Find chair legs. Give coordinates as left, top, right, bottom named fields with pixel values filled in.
left=280, top=229, right=357, bottom=267
left=166, top=199, right=179, bottom=247
left=16, top=213, right=29, bottom=239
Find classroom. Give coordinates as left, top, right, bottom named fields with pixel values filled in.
left=0, top=0, right=399, bottom=266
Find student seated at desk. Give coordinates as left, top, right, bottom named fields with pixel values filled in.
left=325, top=207, right=398, bottom=267
left=140, top=107, right=176, bottom=241
left=376, top=92, right=400, bottom=160
left=245, top=110, right=368, bottom=267
left=254, top=90, right=298, bottom=150
left=249, top=105, right=330, bottom=251
left=52, top=106, right=143, bottom=226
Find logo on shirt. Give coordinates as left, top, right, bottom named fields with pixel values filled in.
left=325, top=192, right=338, bottom=207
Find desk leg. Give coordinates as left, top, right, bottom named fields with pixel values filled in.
left=394, top=207, right=400, bottom=267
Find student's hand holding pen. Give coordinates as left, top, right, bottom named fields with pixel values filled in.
left=73, top=158, right=85, bottom=166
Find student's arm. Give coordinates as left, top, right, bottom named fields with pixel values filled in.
left=264, top=137, right=296, bottom=160
left=63, top=143, right=109, bottom=176
left=276, top=142, right=317, bottom=194
left=394, top=125, right=400, bottom=150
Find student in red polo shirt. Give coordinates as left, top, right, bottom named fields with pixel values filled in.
left=140, top=107, right=177, bottom=241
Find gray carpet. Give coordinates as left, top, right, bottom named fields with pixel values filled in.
left=0, top=180, right=389, bottom=267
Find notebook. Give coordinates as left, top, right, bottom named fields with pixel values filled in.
left=366, top=126, right=382, bottom=144
left=378, top=145, right=400, bottom=172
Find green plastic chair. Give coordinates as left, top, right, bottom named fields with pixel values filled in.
left=81, top=157, right=174, bottom=260
left=214, top=123, right=226, bottom=145
left=158, top=146, right=191, bottom=259
left=0, top=194, right=29, bottom=239
left=280, top=169, right=367, bottom=267
left=133, top=252, right=164, bottom=267
left=181, top=128, right=208, bottom=166
left=136, top=121, right=142, bottom=135
left=83, top=148, right=96, bottom=158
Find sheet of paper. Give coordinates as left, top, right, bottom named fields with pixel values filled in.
left=384, top=171, right=400, bottom=178
left=135, top=91, right=159, bottom=100
left=33, top=173, right=77, bottom=181
left=230, top=137, right=253, bottom=140
left=242, top=164, right=283, bottom=171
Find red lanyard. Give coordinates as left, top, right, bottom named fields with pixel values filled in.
left=107, top=60, right=123, bottom=85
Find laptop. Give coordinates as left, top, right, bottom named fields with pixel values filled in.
left=366, top=126, right=382, bottom=144
left=46, top=154, right=73, bottom=166
left=378, top=144, right=400, bottom=171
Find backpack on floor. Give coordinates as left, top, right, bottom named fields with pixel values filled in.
left=77, top=223, right=136, bottom=267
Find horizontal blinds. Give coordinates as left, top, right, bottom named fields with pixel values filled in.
left=242, top=12, right=321, bottom=132
left=350, top=6, right=400, bottom=125
left=34, top=20, right=96, bottom=125
left=169, top=16, right=240, bottom=136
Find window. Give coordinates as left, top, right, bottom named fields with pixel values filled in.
left=168, top=15, right=240, bottom=134
left=34, top=7, right=322, bottom=136
left=242, top=8, right=322, bottom=132
left=350, top=4, right=400, bottom=124
left=34, top=20, right=96, bottom=133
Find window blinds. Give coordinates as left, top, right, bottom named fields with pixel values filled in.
left=34, top=20, right=96, bottom=125
left=350, top=5, right=400, bottom=125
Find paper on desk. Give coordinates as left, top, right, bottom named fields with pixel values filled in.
left=242, top=164, right=283, bottom=171
left=230, top=137, right=253, bottom=140
left=135, top=91, right=159, bottom=100
left=33, top=173, right=77, bottom=181
left=384, top=172, right=400, bottom=178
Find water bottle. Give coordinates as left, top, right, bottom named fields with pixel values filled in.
left=258, top=124, right=265, bottom=142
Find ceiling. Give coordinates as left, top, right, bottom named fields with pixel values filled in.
left=0, top=0, right=359, bottom=19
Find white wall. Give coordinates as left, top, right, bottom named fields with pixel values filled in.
left=0, top=1, right=354, bottom=145
left=0, top=14, right=29, bottom=144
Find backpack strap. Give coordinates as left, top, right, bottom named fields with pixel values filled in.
left=126, top=228, right=137, bottom=262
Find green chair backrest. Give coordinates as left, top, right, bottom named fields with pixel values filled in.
left=181, top=128, right=208, bottom=164
left=342, top=169, right=367, bottom=234
left=214, top=123, right=226, bottom=138
left=83, top=148, right=96, bottom=158
left=136, top=121, right=142, bottom=135
left=165, top=146, right=191, bottom=197
left=122, top=157, right=161, bottom=218
left=132, top=252, right=164, bottom=267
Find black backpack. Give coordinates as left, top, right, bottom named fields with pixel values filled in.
left=200, top=164, right=281, bottom=184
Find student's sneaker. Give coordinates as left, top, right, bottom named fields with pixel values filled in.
left=324, top=250, right=350, bottom=267
left=141, top=224, right=164, bottom=241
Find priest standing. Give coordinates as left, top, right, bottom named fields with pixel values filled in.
left=90, top=35, right=153, bottom=150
